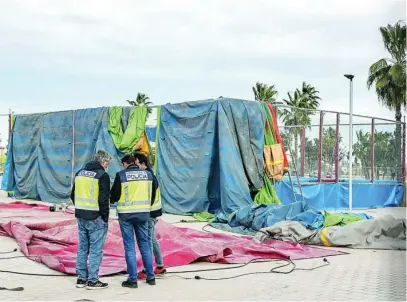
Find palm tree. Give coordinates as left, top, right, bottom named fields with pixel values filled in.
left=367, top=21, right=406, bottom=180
left=300, top=82, right=321, bottom=104
left=353, top=131, right=371, bottom=179
left=126, top=93, right=153, bottom=117
left=281, top=84, right=320, bottom=162
left=252, top=82, right=279, bottom=103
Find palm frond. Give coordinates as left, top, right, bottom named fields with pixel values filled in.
left=252, top=81, right=279, bottom=102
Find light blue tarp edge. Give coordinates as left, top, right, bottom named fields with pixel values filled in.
left=275, top=181, right=404, bottom=210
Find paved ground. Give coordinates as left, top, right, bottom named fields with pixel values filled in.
left=0, top=190, right=406, bottom=301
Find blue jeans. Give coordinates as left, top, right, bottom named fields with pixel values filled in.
left=148, top=218, right=164, bottom=267
left=119, top=218, right=154, bottom=281
left=76, top=217, right=108, bottom=282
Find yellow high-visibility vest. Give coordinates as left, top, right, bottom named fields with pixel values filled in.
left=74, top=170, right=100, bottom=211
left=117, top=170, right=152, bottom=214
left=151, top=186, right=162, bottom=211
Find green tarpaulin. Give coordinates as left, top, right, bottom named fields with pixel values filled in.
left=108, top=106, right=148, bottom=154
left=254, top=174, right=281, bottom=205
left=251, top=103, right=281, bottom=205
left=193, top=212, right=216, bottom=222
left=323, top=211, right=366, bottom=227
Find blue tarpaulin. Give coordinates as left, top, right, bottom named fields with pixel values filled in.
left=211, top=201, right=324, bottom=235
left=210, top=201, right=373, bottom=235
left=275, top=181, right=404, bottom=210
left=146, top=126, right=156, bottom=142
left=2, top=100, right=403, bottom=218
left=1, top=107, right=128, bottom=202
left=156, top=98, right=265, bottom=221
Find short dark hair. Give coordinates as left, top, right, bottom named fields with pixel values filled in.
left=121, top=154, right=135, bottom=165
left=134, top=153, right=149, bottom=166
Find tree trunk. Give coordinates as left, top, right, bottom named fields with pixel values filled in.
left=294, top=133, right=299, bottom=167
left=395, top=105, right=402, bottom=181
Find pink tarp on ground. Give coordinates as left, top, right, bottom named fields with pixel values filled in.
left=0, top=202, right=345, bottom=275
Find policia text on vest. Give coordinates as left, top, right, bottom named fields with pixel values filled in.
left=111, top=163, right=159, bottom=285
left=71, top=156, right=111, bottom=289
left=110, top=164, right=158, bottom=222
left=70, top=161, right=111, bottom=222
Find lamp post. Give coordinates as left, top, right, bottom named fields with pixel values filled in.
left=344, top=74, right=354, bottom=211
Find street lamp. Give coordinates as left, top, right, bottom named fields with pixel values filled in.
left=344, top=74, right=354, bottom=211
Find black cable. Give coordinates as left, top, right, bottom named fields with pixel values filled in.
left=0, top=286, right=24, bottom=291
left=295, top=258, right=330, bottom=271
left=164, top=258, right=330, bottom=281
left=0, top=250, right=330, bottom=280
left=0, top=248, right=18, bottom=254
left=0, top=269, right=70, bottom=277
left=0, top=253, right=71, bottom=276
left=162, top=259, right=295, bottom=281
left=201, top=224, right=212, bottom=233
left=0, top=255, right=54, bottom=260
left=194, top=258, right=331, bottom=280
left=165, top=257, right=276, bottom=274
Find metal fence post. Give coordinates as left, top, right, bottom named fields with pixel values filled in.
left=301, top=127, right=305, bottom=177
left=71, top=110, right=76, bottom=189
left=318, top=111, right=324, bottom=182
left=335, top=113, right=340, bottom=183
left=8, top=109, right=12, bottom=141
left=371, top=118, right=375, bottom=183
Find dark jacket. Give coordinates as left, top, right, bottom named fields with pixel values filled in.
left=70, top=161, right=110, bottom=222
left=111, top=164, right=158, bottom=222
left=146, top=166, right=162, bottom=218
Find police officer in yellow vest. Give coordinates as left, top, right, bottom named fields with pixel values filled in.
left=133, top=153, right=165, bottom=280
left=110, top=154, right=158, bottom=288
left=70, top=149, right=111, bottom=290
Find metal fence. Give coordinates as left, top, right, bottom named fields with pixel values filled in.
left=274, top=105, right=406, bottom=184
left=3, top=104, right=406, bottom=184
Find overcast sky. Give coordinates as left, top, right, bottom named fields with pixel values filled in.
left=0, top=0, right=406, bottom=144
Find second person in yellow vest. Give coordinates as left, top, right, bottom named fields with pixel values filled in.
left=110, top=154, right=158, bottom=288
left=133, top=153, right=166, bottom=279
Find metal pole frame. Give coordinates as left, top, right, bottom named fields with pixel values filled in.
left=71, top=110, right=76, bottom=189
left=8, top=109, right=12, bottom=141
left=301, top=127, right=305, bottom=177
left=371, top=118, right=375, bottom=183
left=348, top=78, right=354, bottom=211
left=318, top=111, right=324, bottom=182
left=335, top=113, right=340, bottom=183
left=278, top=122, right=397, bottom=128
left=274, top=104, right=400, bottom=124
left=15, top=103, right=402, bottom=124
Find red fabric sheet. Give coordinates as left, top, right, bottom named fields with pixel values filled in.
left=0, top=202, right=344, bottom=275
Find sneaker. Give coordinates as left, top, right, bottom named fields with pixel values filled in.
left=137, top=270, right=147, bottom=280
left=122, top=280, right=138, bottom=288
left=76, top=278, right=87, bottom=288
left=154, top=266, right=167, bottom=275
left=146, top=278, right=156, bottom=286
left=86, top=280, right=108, bottom=290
